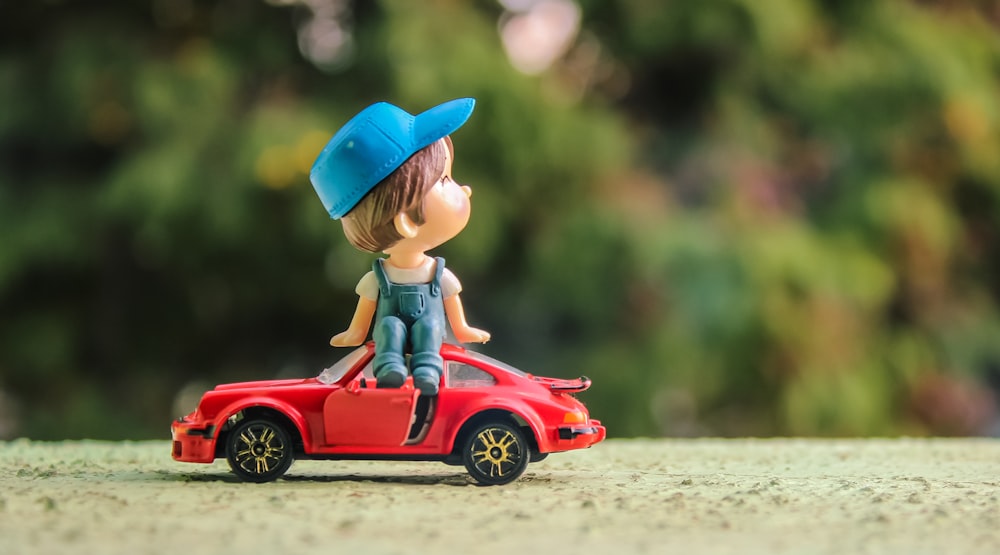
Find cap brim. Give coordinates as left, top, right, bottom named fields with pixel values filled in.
left=412, top=97, right=476, bottom=149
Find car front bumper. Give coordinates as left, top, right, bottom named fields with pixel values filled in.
left=171, top=418, right=217, bottom=463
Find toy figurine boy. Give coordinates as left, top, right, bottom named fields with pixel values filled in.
left=309, top=98, right=490, bottom=396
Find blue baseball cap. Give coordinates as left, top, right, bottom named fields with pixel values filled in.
left=309, top=98, right=476, bottom=219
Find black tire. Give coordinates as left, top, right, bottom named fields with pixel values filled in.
left=462, top=421, right=530, bottom=485
left=226, top=419, right=293, bottom=483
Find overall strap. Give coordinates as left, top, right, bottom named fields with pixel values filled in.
left=373, top=259, right=391, bottom=297
left=430, top=257, right=446, bottom=297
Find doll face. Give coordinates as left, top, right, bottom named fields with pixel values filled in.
left=419, top=145, right=472, bottom=244
left=387, top=143, right=472, bottom=254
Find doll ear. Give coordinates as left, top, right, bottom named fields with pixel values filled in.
left=393, top=212, right=419, bottom=239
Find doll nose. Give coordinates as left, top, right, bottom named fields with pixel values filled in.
left=461, top=185, right=472, bottom=198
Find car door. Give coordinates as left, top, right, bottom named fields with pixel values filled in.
left=322, top=373, right=418, bottom=447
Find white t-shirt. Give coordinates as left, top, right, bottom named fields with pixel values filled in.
left=355, top=257, right=462, bottom=301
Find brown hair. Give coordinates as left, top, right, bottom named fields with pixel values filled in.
left=341, top=136, right=453, bottom=252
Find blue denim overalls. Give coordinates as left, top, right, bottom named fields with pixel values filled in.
left=371, top=257, right=447, bottom=396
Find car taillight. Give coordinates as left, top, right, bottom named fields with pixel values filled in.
left=562, top=410, right=587, bottom=424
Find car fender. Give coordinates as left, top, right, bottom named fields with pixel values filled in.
left=213, top=397, right=314, bottom=452
left=445, top=398, right=547, bottom=454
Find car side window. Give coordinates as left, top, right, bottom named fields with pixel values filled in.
left=447, top=362, right=497, bottom=388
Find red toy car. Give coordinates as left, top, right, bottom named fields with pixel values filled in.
left=171, top=343, right=605, bottom=485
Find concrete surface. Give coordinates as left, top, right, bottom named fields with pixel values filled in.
left=2, top=438, right=998, bottom=555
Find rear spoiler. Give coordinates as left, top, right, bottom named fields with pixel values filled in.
left=533, top=375, right=592, bottom=393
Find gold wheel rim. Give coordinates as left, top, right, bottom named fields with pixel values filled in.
left=234, top=424, right=285, bottom=475
left=470, top=427, right=522, bottom=478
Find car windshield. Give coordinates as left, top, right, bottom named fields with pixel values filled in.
left=464, top=350, right=529, bottom=377
left=317, top=346, right=369, bottom=384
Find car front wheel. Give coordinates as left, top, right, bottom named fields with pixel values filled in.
left=462, top=421, right=530, bottom=485
left=226, top=419, right=293, bottom=483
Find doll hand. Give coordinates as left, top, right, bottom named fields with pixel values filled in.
left=330, top=330, right=366, bottom=347
left=455, top=327, right=491, bottom=344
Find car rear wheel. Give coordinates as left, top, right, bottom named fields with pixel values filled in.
left=462, top=421, right=530, bottom=485
left=226, top=419, right=293, bottom=483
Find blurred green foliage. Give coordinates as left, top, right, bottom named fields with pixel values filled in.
left=1, top=0, right=999, bottom=439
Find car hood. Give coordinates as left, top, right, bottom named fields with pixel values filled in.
left=212, top=378, right=314, bottom=391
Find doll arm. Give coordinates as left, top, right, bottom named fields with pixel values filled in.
left=330, top=296, right=377, bottom=346
left=444, top=294, right=490, bottom=344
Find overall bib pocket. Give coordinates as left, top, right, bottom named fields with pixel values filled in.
left=398, top=291, right=426, bottom=319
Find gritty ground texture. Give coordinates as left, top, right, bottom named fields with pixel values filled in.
left=1, top=439, right=998, bottom=555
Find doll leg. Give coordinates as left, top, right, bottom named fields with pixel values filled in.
left=373, top=316, right=408, bottom=388
left=409, top=317, right=444, bottom=396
